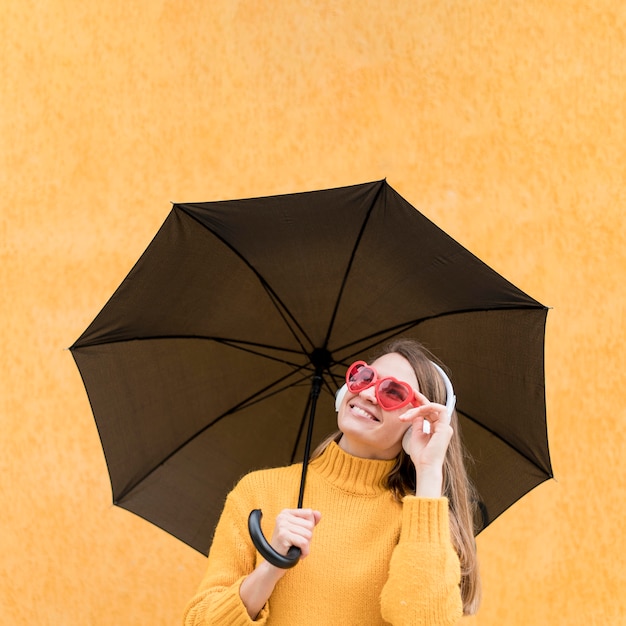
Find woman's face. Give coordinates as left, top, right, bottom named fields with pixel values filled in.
left=337, top=352, right=418, bottom=460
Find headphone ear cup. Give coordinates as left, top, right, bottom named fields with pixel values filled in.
left=335, top=384, right=348, bottom=412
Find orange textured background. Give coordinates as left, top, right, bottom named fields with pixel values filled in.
left=2, top=1, right=625, bottom=624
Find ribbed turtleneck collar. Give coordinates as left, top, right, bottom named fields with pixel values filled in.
left=309, top=441, right=396, bottom=496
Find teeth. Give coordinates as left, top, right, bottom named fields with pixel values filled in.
left=352, top=404, right=378, bottom=421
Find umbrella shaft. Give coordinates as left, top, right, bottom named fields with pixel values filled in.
left=297, top=374, right=322, bottom=508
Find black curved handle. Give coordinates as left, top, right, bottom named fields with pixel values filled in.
left=248, top=509, right=301, bottom=569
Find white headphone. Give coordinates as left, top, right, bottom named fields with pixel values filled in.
left=334, top=361, right=456, bottom=449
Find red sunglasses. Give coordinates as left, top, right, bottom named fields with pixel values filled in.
left=345, top=361, right=421, bottom=411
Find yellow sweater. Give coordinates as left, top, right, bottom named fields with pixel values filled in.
left=183, top=442, right=462, bottom=625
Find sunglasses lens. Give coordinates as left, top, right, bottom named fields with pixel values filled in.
left=377, top=379, right=410, bottom=409
left=347, top=363, right=375, bottom=391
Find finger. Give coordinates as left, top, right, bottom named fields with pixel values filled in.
left=414, top=400, right=451, bottom=426
left=274, top=510, right=321, bottom=539
left=398, top=404, right=449, bottom=432
left=271, top=528, right=310, bottom=558
left=272, top=530, right=312, bottom=557
left=427, top=421, right=454, bottom=448
left=280, top=510, right=321, bottom=535
left=396, top=406, right=421, bottom=422
left=275, top=517, right=319, bottom=557
left=404, top=415, right=426, bottom=436
left=285, top=524, right=314, bottom=545
left=432, top=408, right=452, bottom=428
left=410, top=423, right=454, bottom=467
left=413, top=390, right=432, bottom=406
left=282, top=508, right=320, bottom=522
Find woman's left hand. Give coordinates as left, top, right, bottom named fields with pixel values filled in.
left=398, top=392, right=453, bottom=497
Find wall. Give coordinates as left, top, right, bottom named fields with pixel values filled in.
left=2, top=1, right=625, bottom=624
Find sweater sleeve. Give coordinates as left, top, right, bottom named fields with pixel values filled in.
left=380, top=497, right=463, bottom=626
left=182, top=480, right=270, bottom=626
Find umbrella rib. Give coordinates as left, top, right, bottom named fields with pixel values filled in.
left=460, top=409, right=553, bottom=477
left=214, top=338, right=316, bottom=369
left=114, top=367, right=315, bottom=504
left=73, top=335, right=307, bottom=368
left=176, top=204, right=315, bottom=355
left=322, top=180, right=385, bottom=349
left=331, top=304, right=548, bottom=356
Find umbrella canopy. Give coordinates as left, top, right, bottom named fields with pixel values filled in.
left=70, top=180, right=552, bottom=555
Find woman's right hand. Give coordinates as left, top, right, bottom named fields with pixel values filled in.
left=270, top=508, right=322, bottom=562
left=240, top=508, right=321, bottom=619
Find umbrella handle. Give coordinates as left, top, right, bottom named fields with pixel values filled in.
left=248, top=509, right=301, bottom=569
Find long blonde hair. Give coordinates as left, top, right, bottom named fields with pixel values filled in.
left=313, top=338, right=481, bottom=615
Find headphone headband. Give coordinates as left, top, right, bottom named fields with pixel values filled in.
left=429, top=362, right=457, bottom=418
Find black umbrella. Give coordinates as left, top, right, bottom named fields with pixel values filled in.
left=70, top=180, right=551, bottom=564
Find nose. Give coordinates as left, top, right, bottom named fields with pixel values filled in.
left=359, top=384, right=378, bottom=404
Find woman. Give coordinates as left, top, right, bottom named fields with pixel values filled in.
left=183, top=338, right=481, bottom=625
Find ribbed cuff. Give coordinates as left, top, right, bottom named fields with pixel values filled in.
left=399, top=496, right=450, bottom=544
left=196, top=577, right=270, bottom=625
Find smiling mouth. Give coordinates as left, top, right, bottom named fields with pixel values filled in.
left=350, top=403, right=380, bottom=422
